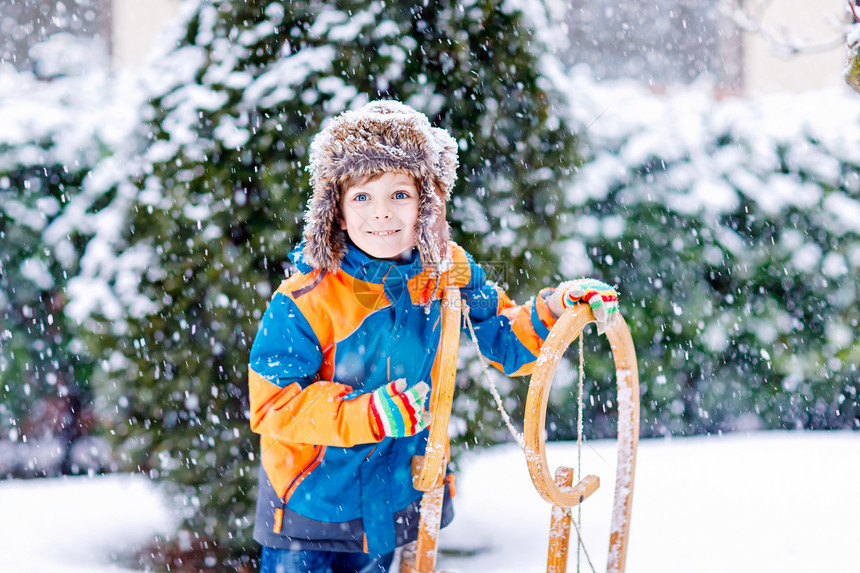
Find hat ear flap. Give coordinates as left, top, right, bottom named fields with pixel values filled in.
left=415, top=176, right=450, bottom=273
left=303, top=180, right=346, bottom=271
left=430, top=127, right=459, bottom=200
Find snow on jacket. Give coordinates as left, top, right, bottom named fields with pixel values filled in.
left=248, top=239, right=559, bottom=555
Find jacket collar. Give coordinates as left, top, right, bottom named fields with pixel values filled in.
left=290, top=239, right=426, bottom=284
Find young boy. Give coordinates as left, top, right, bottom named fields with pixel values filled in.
left=248, top=100, right=618, bottom=573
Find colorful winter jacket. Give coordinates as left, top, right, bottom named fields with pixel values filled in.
left=249, top=239, right=559, bottom=556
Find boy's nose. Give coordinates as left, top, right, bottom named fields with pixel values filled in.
left=374, top=205, right=392, bottom=219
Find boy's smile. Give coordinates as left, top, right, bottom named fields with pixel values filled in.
left=340, top=172, right=420, bottom=262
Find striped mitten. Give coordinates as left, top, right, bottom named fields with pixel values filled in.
left=548, top=278, right=619, bottom=335
left=369, top=379, right=432, bottom=438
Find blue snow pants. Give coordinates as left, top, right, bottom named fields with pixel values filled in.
left=260, top=546, right=394, bottom=573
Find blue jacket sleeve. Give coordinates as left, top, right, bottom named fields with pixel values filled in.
left=456, top=250, right=558, bottom=377
left=249, top=291, right=323, bottom=390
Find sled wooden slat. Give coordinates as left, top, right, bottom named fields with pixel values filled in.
left=402, top=286, right=461, bottom=573
left=411, top=455, right=445, bottom=489
left=413, top=483, right=446, bottom=573
left=414, top=286, right=461, bottom=493
left=546, top=467, right=575, bottom=573
left=524, top=305, right=640, bottom=573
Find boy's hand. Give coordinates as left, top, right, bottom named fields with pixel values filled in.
left=370, top=379, right=432, bottom=438
left=547, top=278, right=620, bottom=335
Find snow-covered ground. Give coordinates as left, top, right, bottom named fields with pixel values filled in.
left=0, top=474, right=176, bottom=573
left=1, top=432, right=857, bottom=572
left=438, top=431, right=860, bottom=572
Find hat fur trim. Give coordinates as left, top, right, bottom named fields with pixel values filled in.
left=302, top=101, right=458, bottom=273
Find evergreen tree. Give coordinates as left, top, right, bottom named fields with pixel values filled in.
left=0, top=72, right=113, bottom=477
left=0, top=160, right=95, bottom=475
left=83, top=0, right=580, bottom=565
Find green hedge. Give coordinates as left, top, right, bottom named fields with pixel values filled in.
left=531, top=75, right=860, bottom=439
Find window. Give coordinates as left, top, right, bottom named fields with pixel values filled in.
left=0, top=0, right=109, bottom=75
left=565, top=0, right=743, bottom=90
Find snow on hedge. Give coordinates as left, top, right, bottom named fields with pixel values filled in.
left=542, top=68, right=860, bottom=433
left=555, top=67, right=860, bottom=216
left=0, top=65, right=144, bottom=288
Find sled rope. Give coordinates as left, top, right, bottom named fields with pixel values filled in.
left=462, top=306, right=525, bottom=449
left=571, top=513, right=598, bottom=573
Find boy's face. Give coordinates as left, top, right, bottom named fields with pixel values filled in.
left=339, top=172, right=420, bottom=262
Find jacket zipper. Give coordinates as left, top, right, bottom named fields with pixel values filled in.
left=273, top=445, right=326, bottom=534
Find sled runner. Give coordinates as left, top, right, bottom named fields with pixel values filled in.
left=400, top=286, right=640, bottom=573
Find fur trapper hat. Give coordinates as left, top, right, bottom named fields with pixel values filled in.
left=302, top=100, right=459, bottom=273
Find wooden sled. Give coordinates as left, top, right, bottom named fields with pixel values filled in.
left=401, top=290, right=640, bottom=573
left=524, top=307, right=640, bottom=573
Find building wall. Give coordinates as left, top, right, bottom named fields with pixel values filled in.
left=111, top=0, right=179, bottom=68
left=107, top=0, right=852, bottom=94
left=743, top=0, right=848, bottom=93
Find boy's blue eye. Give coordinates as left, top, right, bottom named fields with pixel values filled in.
left=393, top=191, right=409, bottom=200
left=353, top=193, right=369, bottom=202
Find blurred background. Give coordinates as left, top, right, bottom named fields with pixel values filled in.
left=1, top=0, right=858, bottom=570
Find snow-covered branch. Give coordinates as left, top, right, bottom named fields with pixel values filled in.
left=846, top=23, right=860, bottom=92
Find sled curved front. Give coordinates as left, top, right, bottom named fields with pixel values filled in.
left=523, top=305, right=640, bottom=573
